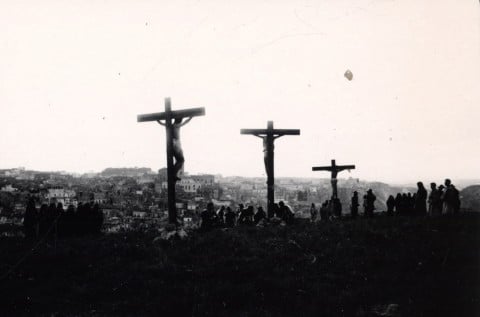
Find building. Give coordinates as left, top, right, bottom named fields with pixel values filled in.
left=46, top=187, right=76, bottom=207
left=1, top=184, right=18, bottom=193
left=178, top=178, right=201, bottom=193
left=191, top=174, right=215, bottom=186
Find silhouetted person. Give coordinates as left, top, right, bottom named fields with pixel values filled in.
left=279, top=201, right=294, bottom=224
left=437, top=185, right=445, bottom=214
left=365, top=189, right=376, bottom=217
left=236, top=204, right=245, bottom=219
left=320, top=201, right=329, bottom=221
left=394, top=193, right=403, bottom=214
left=254, top=206, right=266, bottom=225
left=310, top=203, right=318, bottom=222
left=414, top=182, right=427, bottom=215
left=92, top=203, right=104, bottom=234
left=225, top=207, right=236, bottom=228
left=350, top=191, right=359, bottom=219
left=200, top=202, right=216, bottom=230
left=273, top=203, right=283, bottom=219
left=239, top=205, right=254, bottom=225
left=64, top=204, right=76, bottom=237
left=443, top=179, right=460, bottom=214
left=38, top=204, right=49, bottom=235
left=428, top=183, right=442, bottom=216
left=56, top=202, right=64, bottom=236
left=23, top=198, right=38, bottom=240
left=217, top=206, right=225, bottom=226
left=332, top=198, right=342, bottom=218
left=407, top=193, right=414, bottom=214
left=362, top=195, right=368, bottom=216
left=386, top=195, right=395, bottom=215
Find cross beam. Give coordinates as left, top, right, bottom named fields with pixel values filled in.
left=312, top=159, right=355, bottom=198
left=241, top=121, right=300, bottom=215
left=137, top=97, right=205, bottom=225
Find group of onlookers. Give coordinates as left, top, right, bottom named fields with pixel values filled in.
left=308, top=178, right=461, bottom=221
left=385, top=179, right=460, bottom=216
left=200, top=201, right=295, bottom=230
left=23, top=198, right=104, bottom=240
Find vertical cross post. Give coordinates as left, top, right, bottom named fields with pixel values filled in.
left=138, top=98, right=205, bottom=225
left=312, top=159, right=355, bottom=199
left=241, top=121, right=300, bottom=215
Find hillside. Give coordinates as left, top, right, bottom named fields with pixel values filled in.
left=0, top=214, right=479, bottom=316
left=460, top=185, right=480, bottom=211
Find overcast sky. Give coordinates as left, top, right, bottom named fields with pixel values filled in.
left=1, top=0, right=479, bottom=184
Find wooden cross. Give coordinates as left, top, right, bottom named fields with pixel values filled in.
left=312, top=159, right=355, bottom=199
left=137, top=97, right=205, bottom=224
left=241, top=121, right=300, bottom=215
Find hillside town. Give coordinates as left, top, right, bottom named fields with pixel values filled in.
left=0, top=166, right=429, bottom=234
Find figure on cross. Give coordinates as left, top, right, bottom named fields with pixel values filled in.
left=157, top=117, right=192, bottom=180
left=137, top=98, right=205, bottom=224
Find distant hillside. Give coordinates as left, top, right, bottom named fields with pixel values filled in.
left=100, top=167, right=153, bottom=177
left=460, top=185, right=480, bottom=211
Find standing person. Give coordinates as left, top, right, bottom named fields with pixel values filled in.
left=386, top=195, right=396, bottom=215
left=200, top=202, right=216, bottom=230
left=23, top=198, right=38, bottom=240
left=428, top=183, right=442, bottom=216
left=394, top=193, right=403, bottom=214
left=407, top=193, right=414, bottom=214
left=415, top=182, right=428, bottom=215
left=224, top=207, right=236, bottom=228
left=310, top=203, right=318, bottom=222
left=278, top=201, right=294, bottom=225
left=362, top=195, right=368, bottom=217
left=320, top=200, right=329, bottom=222
left=350, top=191, right=359, bottom=219
left=254, top=206, right=266, bottom=225
left=365, top=189, right=376, bottom=217
left=333, top=198, right=342, bottom=218
left=217, top=206, right=225, bottom=226
left=443, top=179, right=460, bottom=214
left=437, top=185, right=445, bottom=214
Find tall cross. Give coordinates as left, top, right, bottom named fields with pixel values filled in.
left=137, top=97, right=205, bottom=224
left=312, top=159, right=355, bottom=199
left=241, top=121, right=300, bottom=215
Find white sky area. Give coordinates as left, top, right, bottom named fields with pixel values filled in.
left=0, top=0, right=479, bottom=184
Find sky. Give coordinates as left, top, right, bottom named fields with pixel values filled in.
left=0, top=0, right=479, bottom=184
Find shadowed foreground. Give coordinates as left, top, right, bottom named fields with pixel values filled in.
left=1, top=214, right=479, bottom=316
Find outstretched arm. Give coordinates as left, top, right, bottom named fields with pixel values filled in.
left=177, top=117, right=193, bottom=127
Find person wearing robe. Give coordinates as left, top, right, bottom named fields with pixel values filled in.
left=309, top=203, right=318, bottom=222
left=386, top=195, right=395, bottom=215
left=350, top=192, right=359, bottom=219
left=254, top=206, right=266, bottom=225
left=428, top=183, right=442, bottom=216
left=225, top=207, right=236, bottom=228
left=365, top=189, right=376, bottom=217
left=415, top=182, right=428, bottom=215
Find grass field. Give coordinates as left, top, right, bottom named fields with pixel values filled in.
left=1, top=213, right=479, bottom=316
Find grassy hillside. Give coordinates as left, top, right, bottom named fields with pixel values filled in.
left=1, top=214, right=479, bottom=316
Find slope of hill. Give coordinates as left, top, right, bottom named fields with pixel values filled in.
left=460, top=185, right=480, bottom=211
left=1, top=214, right=479, bottom=316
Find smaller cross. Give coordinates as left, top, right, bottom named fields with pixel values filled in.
left=312, top=159, right=355, bottom=198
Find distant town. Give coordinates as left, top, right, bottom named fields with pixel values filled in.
left=1, top=167, right=479, bottom=235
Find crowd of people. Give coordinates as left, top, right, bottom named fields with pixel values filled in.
left=385, top=179, right=460, bottom=216
left=309, top=178, right=461, bottom=221
left=23, top=198, right=104, bottom=240
left=200, top=200, right=295, bottom=231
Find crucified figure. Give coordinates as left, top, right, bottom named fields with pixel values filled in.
left=158, top=117, right=192, bottom=180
